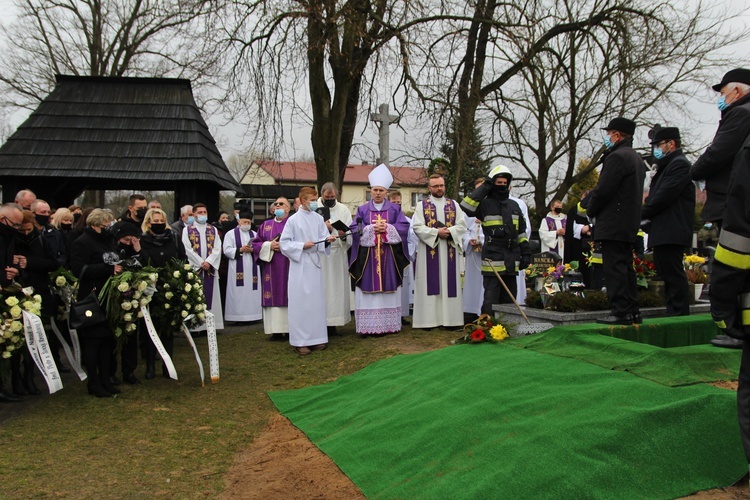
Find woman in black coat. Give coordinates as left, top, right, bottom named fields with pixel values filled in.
left=70, top=209, right=123, bottom=398
left=139, top=208, right=186, bottom=379
left=10, top=211, right=59, bottom=396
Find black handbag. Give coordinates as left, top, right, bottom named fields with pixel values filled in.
left=69, top=265, right=107, bottom=330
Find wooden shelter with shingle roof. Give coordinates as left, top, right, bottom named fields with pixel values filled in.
left=0, top=75, right=241, bottom=218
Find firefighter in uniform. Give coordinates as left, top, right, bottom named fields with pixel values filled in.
left=460, top=165, right=531, bottom=315
left=711, top=133, right=750, bottom=467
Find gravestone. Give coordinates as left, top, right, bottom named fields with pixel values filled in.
left=531, top=251, right=562, bottom=268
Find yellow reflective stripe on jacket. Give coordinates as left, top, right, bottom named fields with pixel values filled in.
left=577, top=202, right=587, bottom=216
left=715, top=243, right=750, bottom=270
left=460, top=197, right=480, bottom=210
left=481, top=261, right=507, bottom=273
left=482, top=219, right=503, bottom=227
left=742, top=310, right=750, bottom=327
left=637, top=230, right=645, bottom=238
left=590, top=253, right=603, bottom=265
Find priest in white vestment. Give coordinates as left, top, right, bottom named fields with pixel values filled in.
left=510, top=193, right=532, bottom=305
left=462, top=212, right=485, bottom=320
left=388, top=190, right=418, bottom=322
left=280, top=187, right=337, bottom=355
left=412, top=174, right=467, bottom=329
left=182, top=203, right=224, bottom=331
left=222, top=210, right=262, bottom=323
left=318, top=183, right=352, bottom=334
left=538, top=198, right=566, bottom=260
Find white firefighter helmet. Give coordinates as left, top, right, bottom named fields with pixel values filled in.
left=488, top=165, right=513, bottom=181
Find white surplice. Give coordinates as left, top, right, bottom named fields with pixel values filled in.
left=412, top=196, right=467, bottom=328
left=279, top=209, right=331, bottom=347
left=317, top=199, right=352, bottom=326
left=400, top=216, right=419, bottom=317
left=223, top=228, right=262, bottom=322
left=539, top=211, right=566, bottom=260
left=511, top=195, right=531, bottom=305
left=182, top=222, right=224, bottom=331
left=462, top=214, right=485, bottom=316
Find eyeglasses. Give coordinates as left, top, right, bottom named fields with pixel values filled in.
left=272, top=202, right=286, bottom=207
left=1, top=216, right=21, bottom=229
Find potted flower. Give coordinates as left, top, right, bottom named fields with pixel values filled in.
left=684, top=254, right=707, bottom=300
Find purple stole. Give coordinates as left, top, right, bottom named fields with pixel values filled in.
left=544, top=216, right=567, bottom=253
left=422, top=198, right=458, bottom=297
left=253, top=218, right=289, bottom=307
left=188, top=224, right=216, bottom=308
left=233, top=227, right=258, bottom=290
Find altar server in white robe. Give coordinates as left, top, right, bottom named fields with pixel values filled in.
left=182, top=203, right=224, bottom=331
left=318, top=183, right=352, bottom=335
left=388, top=190, right=418, bottom=322
left=462, top=206, right=485, bottom=320
left=280, top=187, right=337, bottom=355
left=222, top=210, right=262, bottom=323
left=412, top=174, right=468, bottom=329
left=510, top=192, right=531, bottom=305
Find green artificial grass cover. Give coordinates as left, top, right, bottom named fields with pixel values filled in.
left=270, top=342, right=745, bottom=499
left=513, top=325, right=740, bottom=387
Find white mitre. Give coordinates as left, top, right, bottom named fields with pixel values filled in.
left=368, top=163, right=393, bottom=189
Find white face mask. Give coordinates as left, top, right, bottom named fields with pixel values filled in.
left=239, top=224, right=252, bottom=232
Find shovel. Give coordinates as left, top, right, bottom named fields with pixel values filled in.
left=484, top=259, right=555, bottom=335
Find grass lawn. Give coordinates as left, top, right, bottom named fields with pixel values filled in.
left=0, top=322, right=459, bottom=497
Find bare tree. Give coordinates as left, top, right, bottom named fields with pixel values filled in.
left=0, top=0, right=226, bottom=110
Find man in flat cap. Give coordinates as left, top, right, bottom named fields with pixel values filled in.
left=641, top=127, right=695, bottom=317
left=587, top=117, right=646, bottom=325
left=691, top=68, right=750, bottom=348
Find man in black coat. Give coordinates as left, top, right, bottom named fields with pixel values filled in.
left=0, top=204, right=23, bottom=402
left=691, top=68, right=750, bottom=227
left=587, top=117, right=646, bottom=325
left=641, top=127, right=695, bottom=317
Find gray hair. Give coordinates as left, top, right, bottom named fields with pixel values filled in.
left=86, top=208, right=114, bottom=227
left=14, top=189, right=36, bottom=203
left=320, top=182, right=338, bottom=196
left=728, top=82, right=750, bottom=95
left=180, top=204, right=193, bottom=216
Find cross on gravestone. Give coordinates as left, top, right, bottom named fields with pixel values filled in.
left=370, top=103, right=399, bottom=166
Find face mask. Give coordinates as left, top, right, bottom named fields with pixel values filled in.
left=493, top=185, right=509, bottom=194
left=73, top=213, right=82, bottom=223
left=718, top=95, right=728, bottom=111
left=60, top=223, right=72, bottom=231
left=35, top=214, right=49, bottom=226
left=150, top=223, right=166, bottom=235
left=186, top=216, right=195, bottom=225
left=653, top=147, right=665, bottom=160
left=240, top=224, right=252, bottom=232
left=308, top=201, right=319, bottom=212
left=100, top=226, right=110, bottom=235
left=135, top=207, right=147, bottom=220
left=553, top=207, right=562, bottom=214
left=196, top=215, right=208, bottom=224
left=274, top=209, right=285, bottom=218
left=323, top=199, right=336, bottom=208
left=604, top=136, right=614, bottom=148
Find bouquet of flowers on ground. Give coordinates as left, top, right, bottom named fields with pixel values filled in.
left=684, top=253, right=707, bottom=284
left=153, top=259, right=207, bottom=331
left=633, top=255, right=657, bottom=287
left=453, top=314, right=509, bottom=344
left=0, top=285, right=42, bottom=359
left=49, top=266, right=78, bottom=321
left=98, top=268, right=159, bottom=338
left=524, top=264, right=540, bottom=279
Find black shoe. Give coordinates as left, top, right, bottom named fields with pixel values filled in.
left=710, top=335, right=744, bottom=349
left=269, top=333, right=285, bottom=341
left=2, top=388, right=23, bottom=401
left=22, top=378, right=41, bottom=396
left=632, top=313, right=643, bottom=324
left=401, top=317, right=411, bottom=326
left=326, top=326, right=338, bottom=336
left=88, top=382, right=113, bottom=398
left=11, top=378, right=27, bottom=396
left=109, top=376, right=122, bottom=386
left=144, top=364, right=155, bottom=380
left=596, top=314, right=633, bottom=326
left=123, top=373, right=141, bottom=385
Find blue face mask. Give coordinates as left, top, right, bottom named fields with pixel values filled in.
left=718, top=95, right=728, bottom=111
left=274, top=209, right=285, bottom=218
left=186, top=216, right=195, bottom=225
left=196, top=215, right=208, bottom=224
left=308, top=201, right=319, bottom=212
left=653, top=147, right=664, bottom=160
left=604, top=136, right=614, bottom=149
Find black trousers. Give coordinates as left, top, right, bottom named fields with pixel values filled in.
left=481, top=273, right=517, bottom=316
left=110, top=330, right=139, bottom=378
left=653, top=244, right=690, bottom=316
left=600, top=240, right=639, bottom=317
left=83, top=336, right=114, bottom=388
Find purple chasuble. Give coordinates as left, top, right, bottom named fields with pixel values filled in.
left=544, top=216, right=567, bottom=253
left=349, top=200, right=410, bottom=293
left=187, top=224, right=216, bottom=308
left=422, top=198, right=458, bottom=297
left=251, top=218, right=290, bottom=307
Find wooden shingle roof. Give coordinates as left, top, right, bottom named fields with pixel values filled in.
left=0, top=75, right=240, bottom=191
